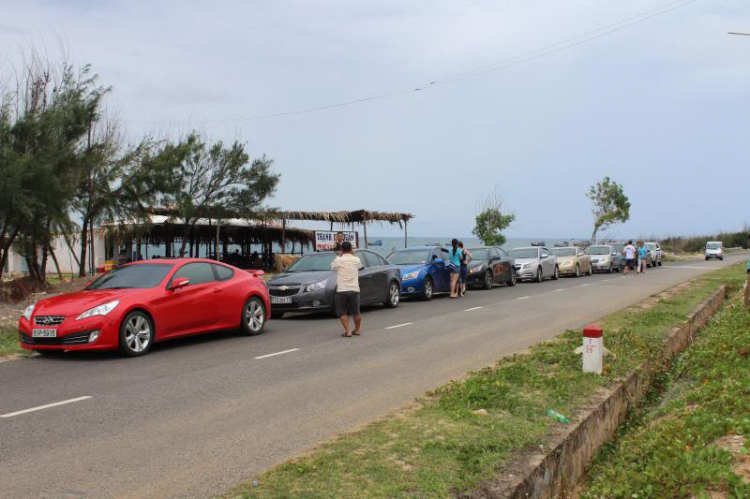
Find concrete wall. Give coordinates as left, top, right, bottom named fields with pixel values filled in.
left=2, top=233, right=106, bottom=276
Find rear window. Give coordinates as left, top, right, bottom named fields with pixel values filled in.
left=213, top=264, right=234, bottom=281
left=88, top=264, right=174, bottom=290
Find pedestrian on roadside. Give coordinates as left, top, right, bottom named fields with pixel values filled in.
left=448, top=238, right=463, bottom=298
left=458, top=241, right=473, bottom=296
left=623, top=240, right=636, bottom=275
left=330, top=241, right=362, bottom=337
left=637, top=241, right=648, bottom=274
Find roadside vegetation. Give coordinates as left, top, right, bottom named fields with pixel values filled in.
left=225, top=264, right=745, bottom=499
left=661, top=229, right=749, bottom=254
left=581, top=292, right=750, bottom=498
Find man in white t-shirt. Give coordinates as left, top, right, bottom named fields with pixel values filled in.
left=331, top=241, right=362, bottom=337
left=623, top=241, right=636, bottom=275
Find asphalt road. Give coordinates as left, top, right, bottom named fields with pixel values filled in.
left=0, top=255, right=743, bottom=498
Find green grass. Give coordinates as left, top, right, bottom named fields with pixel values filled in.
left=225, top=265, right=747, bottom=499
left=0, top=326, right=27, bottom=357
left=581, top=292, right=750, bottom=498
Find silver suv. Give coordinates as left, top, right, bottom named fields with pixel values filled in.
left=645, top=242, right=662, bottom=267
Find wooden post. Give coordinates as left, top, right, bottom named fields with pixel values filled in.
left=330, top=221, right=334, bottom=231
left=363, top=220, right=368, bottom=249
left=281, top=219, right=287, bottom=254
left=215, top=219, right=220, bottom=261
left=404, top=220, right=408, bottom=249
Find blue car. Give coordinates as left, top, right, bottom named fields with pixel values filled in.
left=387, top=246, right=452, bottom=300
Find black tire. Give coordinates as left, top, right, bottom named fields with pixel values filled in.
left=271, top=312, right=285, bottom=320
left=421, top=277, right=434, bottom=301
left=483, top=270, right=493, bottom=290
left=607, top=263, right=613, bottom=274
left=657, top=260, right=662, bottom=267
left=574, top=264, right=580, bottom=278
left=552, top=265, right=559, bottom=280
left=719, top=257, right=723, bottom=261
left=587, top=264, right=593, bottom=276
left=535, top=267, right=543, bottom=283
left=507, top=271, right=516, bottom=287
left=118, top=310, right=154, bottom=357
left=384, top=281, right=400, bottom=308
left=240, top=296, right=266, bottom=336
left=705, top=256, right=709, bottom=261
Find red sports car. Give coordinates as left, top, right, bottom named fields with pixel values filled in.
left=18, top=259, right=271, bottom=357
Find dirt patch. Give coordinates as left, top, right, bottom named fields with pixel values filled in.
left=0, top=275, right=96, bottom=332
left=714, top=435, right=750, bottom=484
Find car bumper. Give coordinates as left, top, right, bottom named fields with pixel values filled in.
left=400, top=278, right=424, bottom=296
left=514, top=267, right=538, bottom=279
left=269, top=289, right=334, bottom=313
left=557, top=264, right=577, bottom=275
left=18, top=316, right=120, bottom=352
left=591, top=261, right=613, bottom=271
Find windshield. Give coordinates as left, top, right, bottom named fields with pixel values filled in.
left=706, top=242, right=721, bottom=250
left=286, top=253, right=336, bottom=272
left=612, top=244, right=625, bottom=252
left=646, top=243, right=656, bottom=250
left=509, top=248, right=539, bottom=259
left=388, top=250, right=432, bottom=265
left=588, top=246, right=611, bottom=255
left=469, top=249, right=490, bottom=260
left=88, top=263, right=174, bottom=290
left=551, top=248, right=576, bottom=257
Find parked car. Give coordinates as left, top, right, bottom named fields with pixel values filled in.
left=645, top=242, right=663, bottom=267
left=465, top=247, right=516, bottom=289
left=509, top=246, right=558, bottom=282
left=610, top=242, right=630, bottom=271
left=550, top=246, right=592, bottom=277
left=267, top=250, right=401, bottom=317
left=588, top=245, right=623, bottom=273
left=387, top=246, right=451, bottom=300
left=18, top=259, right=271, bottom=357
left=705, top=241, right=724, bottom=260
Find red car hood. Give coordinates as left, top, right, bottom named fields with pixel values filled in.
left=32, top=289, right=137, bottom=317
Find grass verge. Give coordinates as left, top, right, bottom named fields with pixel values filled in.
left=225, top=264, right=746, bottom=499
left=581, top=291, right=750, bottom=498
left=0, top=326, right=26, bottom=357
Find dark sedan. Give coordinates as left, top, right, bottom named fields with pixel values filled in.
left=465, top=247, right=516, bottom=289
left=267, top=250, right=401, bottom=318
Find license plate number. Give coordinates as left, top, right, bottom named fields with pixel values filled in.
left=271, top=296, right=292, bottom=304
left=32, top=329, right=57, bottom=338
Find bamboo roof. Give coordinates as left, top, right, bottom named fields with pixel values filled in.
left=272, top=210, right=414, bottom=226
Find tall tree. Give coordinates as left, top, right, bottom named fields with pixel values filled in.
left=472, top=191, right=515, bottom=246
left=162, top=134, right=280, bottom=257
left=587, top=177, right=630, bottom=244
left=73, top=113, right=154, bottom=276
left=0, top=56, right=106, bottom=283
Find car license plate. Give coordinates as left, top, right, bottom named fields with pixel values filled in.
left=271, top=296, right=292, bottom=304
left=32, top=329, right=57, bottom=338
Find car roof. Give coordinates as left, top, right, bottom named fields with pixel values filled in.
left=395, top=246, right=445, bottom=251
left=128, top=258, right=222, bottom=265
left=510, top=246, right=541, bottom=250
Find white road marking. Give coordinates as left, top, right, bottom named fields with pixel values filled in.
left=581, top=283, right=590, bottom=287
left=254, top=348, right=299, bottom=360
left=517, top=296, right=531, bottom=300
left=1, top=396, right=92, bottom=418
left=385, top=322, right=412, bottom=330
left=464, top=306, right=482, bottom=312
left=554, top=288, right=564, bottom=292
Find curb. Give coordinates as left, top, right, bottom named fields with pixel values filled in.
left=477, top=284, right=727, bottom=499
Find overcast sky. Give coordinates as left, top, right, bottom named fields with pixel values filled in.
left=2, top=0, right=749, bottom=239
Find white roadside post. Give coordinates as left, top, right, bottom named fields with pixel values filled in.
left=581, top=324, right=604, bottom=374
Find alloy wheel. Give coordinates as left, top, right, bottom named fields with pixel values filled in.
left=575, top=265, right=580, bottom=278
left=125, top=315, right=151, bottom=353
left=246, top=299, right=265, bottom=333
left=484, top=271, right=493, bottom=290
left=423, top=278, right=433, bottom=300
left=389, top=282, right=400, bottom=307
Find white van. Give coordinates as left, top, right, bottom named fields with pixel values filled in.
left=705, top=241, right=723, bottom=260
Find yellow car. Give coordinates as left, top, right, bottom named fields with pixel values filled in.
left=550, top=246, right=592, bottom=277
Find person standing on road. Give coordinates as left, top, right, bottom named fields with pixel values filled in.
left=623, top=240, right=636, bottom=275
left=331, top=241, right=362, bottom=337
left=637, top=241, right=648, bottom=274
left=458, top=241, right=473, bottom=297
left=448, top=238, right=463, bottom=298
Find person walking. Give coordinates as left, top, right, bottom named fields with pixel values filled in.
left=330, top=241, right=362, bottom=337
left=458, top=241, right=473, bottom=296
left=623, top=240, right=636, bottom=275
left=637, top=241, right=648, bottom=274
left=448, top=238, right=463, bottom=298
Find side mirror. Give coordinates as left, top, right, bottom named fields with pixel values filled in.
left=246, top=269, right=265, bottom=278
left=169, top=277, right=190, bottom=291
left=433, top=258, right=444, bottom=264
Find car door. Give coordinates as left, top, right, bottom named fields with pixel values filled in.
left=578, top=248, right=590, bottom=273
left=540, top=248, right=553, bottom=277
left=361, top=251, right=388, bottom=304
left=158, top=262, right=222, bottom=337
left=211, top=263, right=241, bottom=326
left=496, top=248, right=512, bottom=282
left=488, top=248, right=501, bottom=283
left=356, top=251, right=378, bottom=304
left=432, top=248, right=451, bottom=292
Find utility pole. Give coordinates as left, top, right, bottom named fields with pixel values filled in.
left=728, top=31, right=750, bottom=36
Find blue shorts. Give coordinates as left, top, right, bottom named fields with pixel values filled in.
left=449, top=265, right=461, bottom=274
left=459, top=265, right=468, bottom=283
